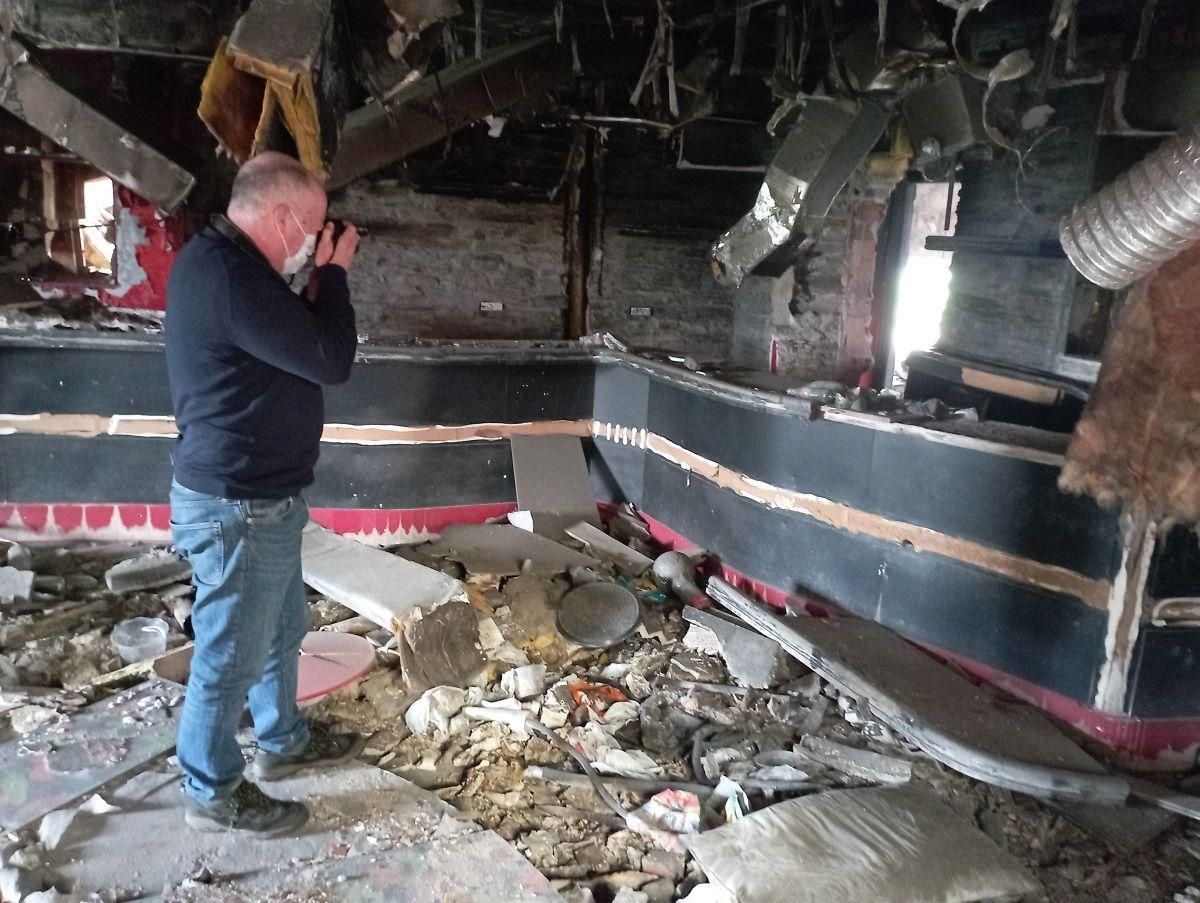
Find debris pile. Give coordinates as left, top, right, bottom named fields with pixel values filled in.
left=2, top=503, right=1199, bottom=900
left=300, top=506, right=1200, bottom=902
left=0, top=542, right=193, bottom=727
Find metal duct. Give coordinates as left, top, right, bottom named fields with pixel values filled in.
left=711, top=98, right=890, bottom=288
left=1060, top=122, right=1200, bottom=289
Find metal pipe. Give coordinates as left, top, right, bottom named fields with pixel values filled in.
left=1060, top=122, right=1200, bottom=289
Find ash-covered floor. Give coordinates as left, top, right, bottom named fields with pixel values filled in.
left=0, top=513, right=1198, bottom=903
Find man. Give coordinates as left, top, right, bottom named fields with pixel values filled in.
left=165, top=152, right=362, bottom=835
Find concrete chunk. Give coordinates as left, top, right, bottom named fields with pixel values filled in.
left=683, top=606, right=799, bottom=689
left=0, top=567, right=34, bottom=603
left=104, top=551, right=192, bottom=593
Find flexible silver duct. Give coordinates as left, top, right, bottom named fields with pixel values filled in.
left=1060, top=122, right=1200, bottom=289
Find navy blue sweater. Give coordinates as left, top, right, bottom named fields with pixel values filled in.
left=165, top=216, right=357, bottom=499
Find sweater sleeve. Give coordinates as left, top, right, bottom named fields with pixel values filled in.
left=225, top=259, right=357, bottom=386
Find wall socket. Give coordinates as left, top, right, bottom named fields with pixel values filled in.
left=628, top=306, right=653, bottom=318
left=479, top=301, right=504, bottom=312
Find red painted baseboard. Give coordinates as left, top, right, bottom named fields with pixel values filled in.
left=0, top=502, right=517, bottom=543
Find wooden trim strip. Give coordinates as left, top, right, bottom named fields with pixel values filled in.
left=632, top=428, right=1110, bottom=610
left=820, top=409, right=1066, bottom=467
left=1, top=412, right=1111, bottom=608
left=0, top=414, right=592, bottom=445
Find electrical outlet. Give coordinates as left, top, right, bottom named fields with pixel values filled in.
left=480, top=301, right=504, bottom=312
left=628, top=306, right=652, bottom=318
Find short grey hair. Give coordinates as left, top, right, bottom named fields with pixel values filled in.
left=227, top=152, right=322, bottom=218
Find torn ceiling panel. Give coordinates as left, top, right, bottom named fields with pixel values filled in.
left=197, top=36, right=266, bottom=164
left=711, top=97, right=890, bottom=287
left=2, top=0, right=228, bottom=59
left=222, top=0, right=351, bottom=178
left=0, top=36, right=195, bottom=210
left=328, top=35, right=574, bottom=189
left=228, top=0, right=331, bottom=84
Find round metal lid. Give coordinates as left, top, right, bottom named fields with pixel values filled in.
left=556, top=582, right=641, bottom=648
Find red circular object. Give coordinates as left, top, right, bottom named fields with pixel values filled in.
left=295, top=631, right=376, bottom=703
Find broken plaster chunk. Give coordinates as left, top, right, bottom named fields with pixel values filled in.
left=104, top=550, right=191, bottom=593
left=401, top=599, right=486, bottom=690
left=0, top=568, right=34, bottom=603
left=797, top=736, right=912, bottom=785
left=0, top=865, right=42, bottom=901
left=477, top=617, right=505, bottom=651
left=612, top=889, right=650, bottom=903
left=404, top=686, right=481, bottom=735
left=78, top=794, right=119, bottom=816
left=9, top=705, right=58, bottom=735
left=36, top=808, right=78, bottom=852
left=500, top=664, right=547, bottom=701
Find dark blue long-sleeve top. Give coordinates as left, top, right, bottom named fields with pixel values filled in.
left=165, top=214, right=357, bottom=499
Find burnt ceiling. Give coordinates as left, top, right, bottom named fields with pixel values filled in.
left=0, top=0, right=1195, bottom=214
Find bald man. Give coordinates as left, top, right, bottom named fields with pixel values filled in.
left=166, top=152, right=361, bottom=834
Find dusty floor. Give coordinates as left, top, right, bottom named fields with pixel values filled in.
left=0, top=530, right=1198, bottom=902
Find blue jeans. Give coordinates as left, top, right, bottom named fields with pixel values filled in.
left=169, top=480, right=311, bottom=802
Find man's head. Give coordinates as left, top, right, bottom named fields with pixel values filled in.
left=226, top=152, right=327, bottom=276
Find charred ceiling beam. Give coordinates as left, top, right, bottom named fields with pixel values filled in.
left=0, top=36, right=195, bottom=210
left=1, top=0, right=230, bottom=60
left=327, top=35, right=573, bottom=189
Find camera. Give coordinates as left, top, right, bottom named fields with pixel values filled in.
left=328, top=219, right=366, bottom=240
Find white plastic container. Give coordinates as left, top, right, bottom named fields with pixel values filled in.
left=111, top=617, right=169, bottom=664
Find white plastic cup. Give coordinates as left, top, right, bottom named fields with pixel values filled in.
left=111, top=617, right=169, bottom=664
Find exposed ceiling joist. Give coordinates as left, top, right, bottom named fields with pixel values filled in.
left=0, top=36, right=195, bottom=210
left=328, top=35, right=573, bottom=188
left=1, top=0, right=229, bottom=60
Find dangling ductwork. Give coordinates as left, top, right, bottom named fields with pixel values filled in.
left=1061, top=122, right=1200, bottom=290
left=711, top=97, right=890, bottom=288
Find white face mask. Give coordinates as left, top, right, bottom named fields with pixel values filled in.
left=277, top=208, right=317, bottom=277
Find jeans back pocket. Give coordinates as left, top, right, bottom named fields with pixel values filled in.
left=170, top=521, right=224, bottom=586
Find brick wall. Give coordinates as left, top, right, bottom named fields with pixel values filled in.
left=731, top=173, right=894, bottom=384
left=328, top=180, right=566, bottom=342
left=587, top=145, right=762, bottom=360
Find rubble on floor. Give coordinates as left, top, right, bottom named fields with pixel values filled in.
left=302, top=509, right=1200, bottom=902
left=3, top=514, right=1200, bottom=901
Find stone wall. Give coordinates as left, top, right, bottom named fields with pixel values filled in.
left=731, top=173, right=895, bottom=384
left=329, top=181, right=566, bottom=342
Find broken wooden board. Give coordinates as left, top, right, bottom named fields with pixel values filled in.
left=0, top=680, right=181, bottom=831
left=301, top=522, right=464, bottom=633
left=424, top=524, right=599, bottom=578
left=565, top=521, right=653, bottom=576
left=707, top=577, right=1131, bottom=805
left=510, top=435, right=601, bottom=539
left=40, top=759, right=563, bottom=901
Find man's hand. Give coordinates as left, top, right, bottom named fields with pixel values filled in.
left=314, top=222, right=335, bottom=268
left=305, top=221, right=360, bottom=302
left=330, top=222, right=359, bottom=271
